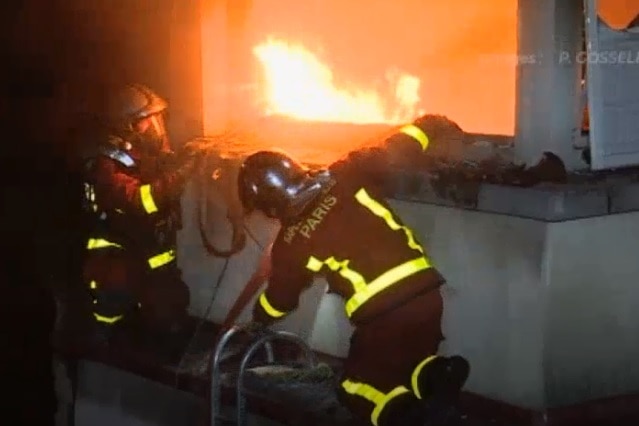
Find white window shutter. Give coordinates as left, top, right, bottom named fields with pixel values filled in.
left=585, top=0, right=639, bottom=170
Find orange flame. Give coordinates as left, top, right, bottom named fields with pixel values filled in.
left=253, top=38, right=424, bottom=124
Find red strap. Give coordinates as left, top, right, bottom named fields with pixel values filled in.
left=218, top=243, right=273, bottom=335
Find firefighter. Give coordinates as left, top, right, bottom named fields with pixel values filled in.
left=236, top=115, right=471, bottom=426
left=81, top=83, right=197, bottom=352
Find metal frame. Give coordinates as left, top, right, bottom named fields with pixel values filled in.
left=210, top=325, right=318, bottom=426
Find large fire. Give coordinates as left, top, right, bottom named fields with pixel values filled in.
left=200, top=0, right=518, bottom=163
left=253, top=38, right=424, bottom=124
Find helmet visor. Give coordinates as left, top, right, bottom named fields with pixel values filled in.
left=134, top=113, right=169, bottom=152
left=148, top=113, right=167, bottom=140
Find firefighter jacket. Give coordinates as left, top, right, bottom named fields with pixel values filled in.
left=82, top=134, right=184, bottom=270
left=253, top=123, right=446, bottom=326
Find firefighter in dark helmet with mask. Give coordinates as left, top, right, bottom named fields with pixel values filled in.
left=237, top=115, right=471, bottom=426
left=81, top=83, right=198, bottom=353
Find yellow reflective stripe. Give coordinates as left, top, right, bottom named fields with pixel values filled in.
left=90, top=280, right=97, bottom=289
left=306, top=255, right=430, bottom=317
left=87, top=238, right=123, bottom=249
left=306, top=257, right=324, bottom=271
left=342, top=379, right=410, bottom=426
left=306, top=256, right=367, bottom=293
left=411, top=355, right=439, bottom=399
left=258, top=292, right=287, bottom=318
left=93, top=312, right=124, bottom=324
left=140, top=184, right=159, bottom=214
left=304, top=188, right=433, bottom=317
left=355, top=188, right=423, bottom=253
left=147, top=249, right=176, bottom=269
left=345, top=256, right=430, bottom=316
left=399, top=124, right=430, bottom=150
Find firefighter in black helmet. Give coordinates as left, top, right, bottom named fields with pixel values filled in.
left=81, top=83, right=198, bottom=355
left=237, top=115, right=471, bottom=426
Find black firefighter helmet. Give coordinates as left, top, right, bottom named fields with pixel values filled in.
left=237, top=150, right=331, bottom=222
left=106, top=83, right=169, bottom=153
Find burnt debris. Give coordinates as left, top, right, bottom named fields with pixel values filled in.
left=180, top=122, right=574, bottom=211
left=392, top=150, right=568, bottom=208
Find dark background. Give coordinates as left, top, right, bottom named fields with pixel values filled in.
left=1, top=1, right=202, bottom=423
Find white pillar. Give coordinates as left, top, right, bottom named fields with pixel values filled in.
left=201, top=0, right=231, bottom=135
left=515, top=0, right=585, bottom=170
left=169, top=0, right=204, bottom=143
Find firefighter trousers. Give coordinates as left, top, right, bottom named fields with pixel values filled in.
left=338, top=288, right=447, bottom=426
left=83, top=247, right=190, bottom=333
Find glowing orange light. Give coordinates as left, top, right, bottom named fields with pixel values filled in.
left=253, top=38, right=425, bottom=124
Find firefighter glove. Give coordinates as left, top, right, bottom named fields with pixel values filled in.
left=180, top=158, right=198, bottom=184
left=158, top=151, right=179, bottom=171
left=160, top=156, right=198, bottom=199
left=178, top=139, right=209, bottom=164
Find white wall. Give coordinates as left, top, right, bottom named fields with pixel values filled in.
left=544, top=212, right=639, bottom=406
left=394, top=201, right=548, bottom=409
left=178, top=186, right=639, bottom=410
left=179, top=190, right=550, bottom=409
left=515, top=0, right=584, bottom=170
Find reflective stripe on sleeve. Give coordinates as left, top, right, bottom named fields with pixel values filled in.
left=93, top=312, right=124, bottom=324
left=258, top=292, right=287, bottom=318
left=87, top=238, right=123, bottom=249
left=399, top=124, right=430, bottom=150
left=140, top=184, right=159, bottom=213
left=147, top=249, right=176, bottom=269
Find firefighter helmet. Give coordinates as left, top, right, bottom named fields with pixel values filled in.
left=237, top=150, right=330, bottom=222
left=107, top=83, right=169, bottom=152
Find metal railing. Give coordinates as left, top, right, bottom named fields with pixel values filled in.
left=210, top=325, right=318, bottom=426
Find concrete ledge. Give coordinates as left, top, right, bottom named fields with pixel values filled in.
left=476, top=183, right=609, bottom=221
left=387, top=169, right=639, bottom=221
left=191, top=134, right=639, bottom=222
left=610, top=181, right=639, bottom=213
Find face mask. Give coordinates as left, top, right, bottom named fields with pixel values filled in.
left=133, top=113, right=169, bottom=154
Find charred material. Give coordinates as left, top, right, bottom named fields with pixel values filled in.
left=184, top=124, right=568, bottom=212
left=422, top=151, right=568, bottom=208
